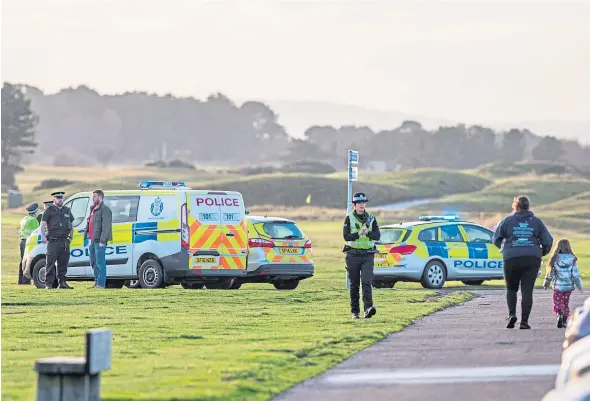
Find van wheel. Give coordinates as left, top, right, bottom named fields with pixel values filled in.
left=105, top=280, right=125, bottom=289
left=273, top=280, right=299, bottom=290
left=124, top=280, right=141, bottom=289
left=138, top=259, right=164, bottom=289
left=32, top=259, right=48, bottom=289
left=462, top=280, right=485, bottom=286
left=421, top=261, right=447, bottom=289
left=181, top=282, right=204, bottom=289
left=206, top=278, right=239, bottom=290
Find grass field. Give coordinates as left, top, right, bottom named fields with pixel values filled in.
left=1, top=215, right=473, bottom=401
left=3, top=162, right=590, bottom=400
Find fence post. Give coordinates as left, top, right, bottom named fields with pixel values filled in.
left=34, top=328, right=112, bottom=401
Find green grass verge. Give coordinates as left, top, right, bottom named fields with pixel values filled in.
left=1, top=217, right=472, bottom=401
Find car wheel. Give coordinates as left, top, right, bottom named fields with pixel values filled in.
left=105, top=280, right=125, bottom=289
left=373, top=280, right=396, bottom=289
left=273, top=280, right=299, bottom=290
left=138, top=259, right=164, bottom=289
left=124, top=280, right=141, bottom=289
left=462, top=280, right=485, bottom=286
left=181, top=282, right=204, bottom=289
left=421, top=261, right=447, bottom=289
left=32, top=259, right=47, bottom=289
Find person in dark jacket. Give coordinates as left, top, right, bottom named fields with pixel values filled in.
left=493, top=195, right=553, bottom=329
left=85, top=189, right=113, bottom=289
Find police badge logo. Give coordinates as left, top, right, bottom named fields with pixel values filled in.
left=150, top=197, right=164, bottom=217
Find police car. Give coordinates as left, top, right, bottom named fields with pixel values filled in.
left=22, top=181, right=253, bottom=289
left=243, top=216, right=314, bottom=290
left=373, top=215, right=503, bottom=289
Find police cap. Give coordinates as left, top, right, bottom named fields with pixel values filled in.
left=51, top=191, right=65, bottom=199
left=26, top=203, right=39, bottom=214
left=43, top=200, right=53, bottom=205
left=352, top=192, right=369, bottom=203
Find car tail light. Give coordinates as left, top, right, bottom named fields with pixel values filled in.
left=389, top=244, right=417, bottom=255
left=248, top=238, right=275, bottom=248
left=304, top=240, right=312, bottom=249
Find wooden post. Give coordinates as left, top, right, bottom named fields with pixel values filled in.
left=34, top=328, right=112, bottom=401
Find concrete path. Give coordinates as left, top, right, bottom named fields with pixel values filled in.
left=274, top=289, right=587, bottom=401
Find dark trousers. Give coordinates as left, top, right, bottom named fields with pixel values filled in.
left=45, top=238, right=71, bottom=287
left=503, top=256, right=541, bottom=323
left=346, top=252, right=374, bottom=313
left=18, top=239, right=31, bottom=284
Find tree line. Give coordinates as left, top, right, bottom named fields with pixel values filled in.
left=2, top=82, right=590, bottom=191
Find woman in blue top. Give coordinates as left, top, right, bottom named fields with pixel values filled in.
left=493, top=195, right=554, bottom=329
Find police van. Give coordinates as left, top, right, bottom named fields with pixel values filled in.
left=22, top=181, right=252, bottom=289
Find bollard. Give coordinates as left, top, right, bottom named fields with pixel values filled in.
left=34, top=328, right=112, bottom=401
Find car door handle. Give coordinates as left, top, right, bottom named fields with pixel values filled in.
left=226, top=233, right=235, bottom=237
left=78, top=229, right=86, bottom=234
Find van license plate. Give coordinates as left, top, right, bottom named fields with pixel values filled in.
left=193, top=256, right=218, bottom=265
left=376, top=253, right=388, bottom=260
left=279, top=248, right=300, bottom=255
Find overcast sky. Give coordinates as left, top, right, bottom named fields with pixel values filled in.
left=2, top=0, right=589, bottom=124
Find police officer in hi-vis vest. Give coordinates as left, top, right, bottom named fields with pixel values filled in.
left=18, top=203, right=40, bottom=285
left=343, top=192, right=381, bottom=319
left=40, top=191, right=74, bottom=289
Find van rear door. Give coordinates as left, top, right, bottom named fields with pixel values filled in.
left=186, top=192, right=224, bottom=269
left=218, top=192, right=247, bottom=270
left=186, top=191, right=247, bottom=270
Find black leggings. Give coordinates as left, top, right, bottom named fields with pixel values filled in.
left=503, top=256, right=541, bottom=323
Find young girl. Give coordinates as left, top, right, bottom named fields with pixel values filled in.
left=543, top=239, right=584, bottom=328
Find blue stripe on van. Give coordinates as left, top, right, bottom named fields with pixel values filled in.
left=132, top=222, right=158, bottom=243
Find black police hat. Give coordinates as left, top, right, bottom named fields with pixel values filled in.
left=26, top=203, right=39, bottom=214
left=352, top=192, right=369, bottom=203
left=51, top=191, right=65, bottom=198
left=43, top=200, right=53, bottom=205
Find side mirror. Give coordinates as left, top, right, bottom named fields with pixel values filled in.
left=73, top=217, right=85, bottom=227
left=245, top=210, right=250, bottom=215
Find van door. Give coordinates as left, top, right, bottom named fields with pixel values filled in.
left=64, top=196, right=91, bottom=277
left=187, top=192, right=224, bottom=269
left=219, top=193, right=247, bottom=270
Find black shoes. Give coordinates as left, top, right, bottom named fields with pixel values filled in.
left=351, top=307, right=376, bottom=319
left=557, top=312, right=564, bottom=328
left=520, top=322, right=531, bottom=329
left=506, top=315, right=517, bottom=329
left=364, top=306, right=377, bottom=319
left=563, top=316, right=568, bottom=327
left=58, top=281, right=73, bottom=289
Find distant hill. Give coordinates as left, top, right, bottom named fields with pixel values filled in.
left=263, top=99, right=590, bottom=144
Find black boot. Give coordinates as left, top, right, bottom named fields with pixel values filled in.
left=557, top=312, right=564, bottom=328
left=58, top=281, right=73, bottom=289
left=520, top=321, right=531, bottom=329
left=506, top=315, right=517, bottom=329
left=563, top=315, right=568, bottom=327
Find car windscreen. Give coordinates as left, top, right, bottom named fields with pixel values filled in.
left=378, top=229, right=406, bottom=244
left=255, top=221, right=304, bottom=240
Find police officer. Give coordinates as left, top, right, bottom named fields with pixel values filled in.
left=343, top=192, right=380, bottom=319
left=40, top=191, right=74, bottom=289
left=18, top=203, right=40, bottom=285
left=37, top=200, right=53, bottom=224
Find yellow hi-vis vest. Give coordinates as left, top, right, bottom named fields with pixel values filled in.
left=346, top=212, right=375, bottom=249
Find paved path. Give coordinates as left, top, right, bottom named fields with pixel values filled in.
left=274, top=289, right=586, bottom=401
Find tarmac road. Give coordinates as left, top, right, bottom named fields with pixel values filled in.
left=274, top=289, right=587, bottom=401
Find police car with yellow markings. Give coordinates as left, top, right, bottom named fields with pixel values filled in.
left=22, top=181, right=253, bottom=289
left=244, top=216, right=314, bottom=290
left=373, top=215, right=503, bottom=289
